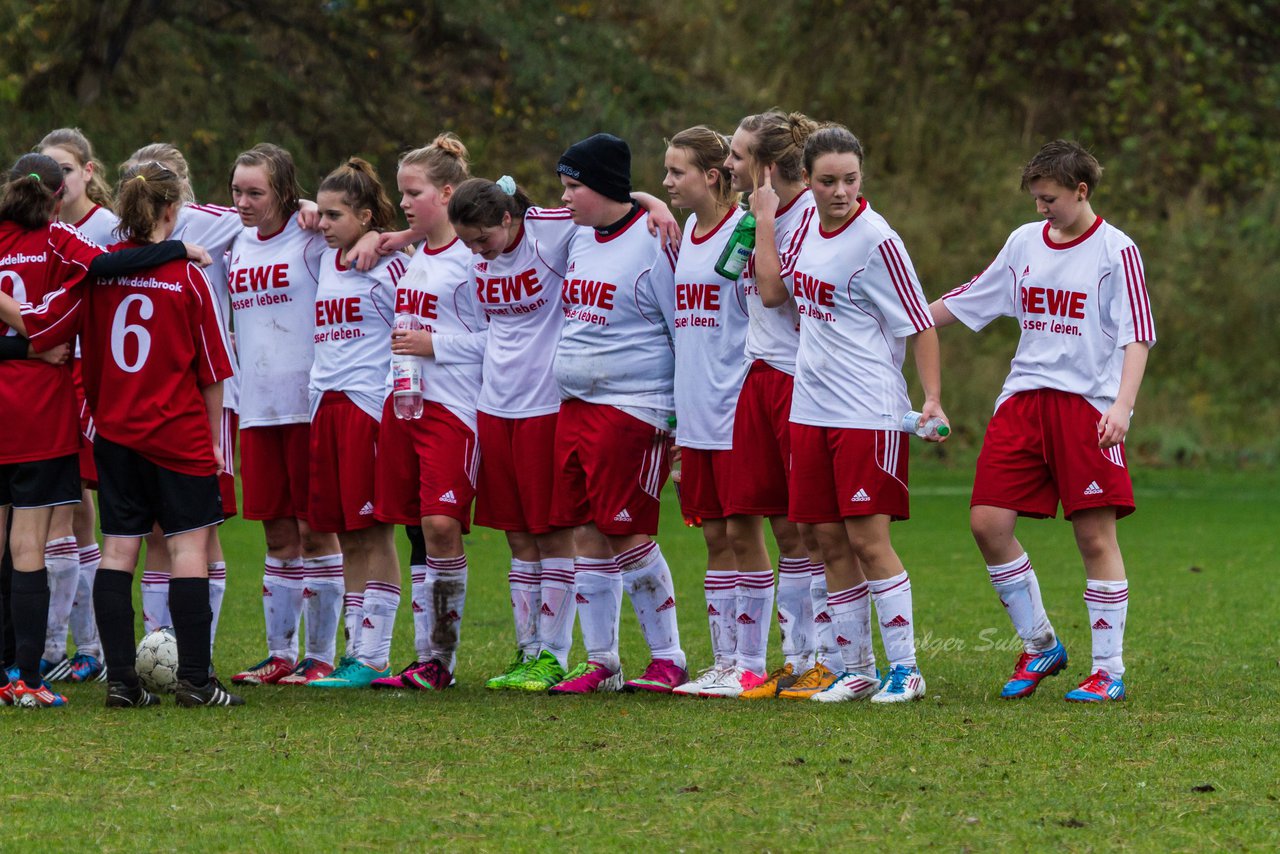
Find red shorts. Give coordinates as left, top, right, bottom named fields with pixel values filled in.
left=973, top=389, right=1135, bottom=520
left=474, top=411, right=560, bottom=535
left=241, top=422, right=312, bottom=522
left=550, top=400, right=670, bottom=536
left=307, top=392, right=381, bottom=533
left=679, top=447, right=734, bottom=521
left=218, top=409, right=238, bottom=518
left=375, top=397, right=477, bottom=531
left=727, top=361, right=793, bottom=516
left=789, top=424, right=910, bottom=523
left=72, top=358, right=98, bottom=488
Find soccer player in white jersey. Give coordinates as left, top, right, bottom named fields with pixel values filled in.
left=368, top=134, right=483, bottom=692
left=930, top=140, right=1155, bottom=703
left=655, top=126, right=759, bottom=698
left=546, top=133, right=689, bottom=695
left=219, top=144, right=347, bottom=687
left=767, top=125, right=945, bottom=704
left=304, top=159, right=409, bottom=689
left=34, top=128, right=117, bottom=683
left=720, top=110, right=844, bottom=701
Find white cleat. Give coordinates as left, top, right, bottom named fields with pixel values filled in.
left=810, top=670, right=880, bottom=703
left=672, top=666, right=731, bottom=696
left=870, top=664, right=926, bottom=704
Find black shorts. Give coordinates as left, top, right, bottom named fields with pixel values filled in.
left=0, top=454, right=80, bottom=509
left=94, top=435, right=223, bottom=537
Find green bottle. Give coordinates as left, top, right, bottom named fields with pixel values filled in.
left=713, top=212, right=756, bottom=280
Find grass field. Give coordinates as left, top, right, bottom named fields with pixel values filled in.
left=3, top=457, right=1277, bottom=851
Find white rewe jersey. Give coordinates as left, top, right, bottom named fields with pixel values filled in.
left=70, top=205, right=119, bottom=247
left=310, top=250, right=407, bottom=421
left=790, top=198, right=934, bottom=430
left=388, top=238, right=487, bottom=431
left=942, top=217, right=1156, bottom=413
left=742, top=189, right=815, bottom=375
left=555, top=208, right=679, bottom=428
left=473, top=207, right=577, bottom=418
left=672, top=207, right=749, bottom=448
left=175, top=203, right=245, bottom=409
left=227, top=214, right=325, bottom=427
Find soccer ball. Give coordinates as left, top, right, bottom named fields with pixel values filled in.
left=135, top=626, right=179, bottom=693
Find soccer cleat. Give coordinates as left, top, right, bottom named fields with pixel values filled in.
left=548, top=661, right=624, bottom=694
left=370, top=660, right=428, bottom=690
left=811, top=670, right=880, bottom=703
left=777, top=662, right=839, bottom=700
left=106, top=681, right=161, bottom=708
left=513, top=650, right=567, bottom=691
left=871, top=664, right=926, bottom=704
left=405, top=659, right=455, bottom=691
left=1064, top=669, right=1126, bottom=703
left=65, top=652, right=106, bottom=683
left=622, top=658, right=688, bottom=694
left=231, top=655, right=296, bottom=686
left=484, top=649, right=535, bottom=690
left=12, top=680, right=69, bottom=708
left=276, top=658, right=336, bottom=686
left=174, top=677, right=244, bottom=707
left=672, top=666, right=729, bottom=697
left=696, top=665, right=767, bottom=698
left=1000, top=640, right=1068, bottom=699
left=308, top=659, right=391, bottom=689
left=44, top=656, right=74, bottom=681
left=739, top=663, right=799, bottom=699
left=0, top=681, right=14, bottom=706
left=5, top=658, right=62, bottom=684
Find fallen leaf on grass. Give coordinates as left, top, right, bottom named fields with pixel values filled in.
left=679, top=785, right=701, bottom=794
left=1192, top=784, right=1216, bottom=793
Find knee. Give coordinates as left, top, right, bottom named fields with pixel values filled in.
left=421, top=516, right=462, bottom=555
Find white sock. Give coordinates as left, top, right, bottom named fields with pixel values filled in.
left=810, top=562, right=840, bottom=670
left=734, top=569, right=774, bottom=674
left=263, top=556, right=304, bottom=662
left=869, top=572, right=917, bottom=669
left=425, top=555, right=468, bottom=671
left=987, top=554, right=1055, bottom=653
left=829, top=583, right=875, bottom=674
left=343, top=593, right=364, bottom=661
left=43, top=536, right=79, bottom=660
left=574, top=556, right=622, bottom=671
left=70, top=544, right=102, bottom=657
left=509, top=558, right=542, bottom=658
left=410, top=564, right=429, bottom=662
left=303, top=554, right=344, bottom=666
left=776, top=557, right=813, bottom=670
left=1084, top=580, right=1129, bottom=677
left=618, top=541, right=685, bottom=670
left=538, top=557, right=576, bottom=668
left=208, top=561, right=227, bottom=654
left=703, top=570, right=737, bottom=668
left=358, top=582, right=400, bottom=669
left=140, top=571, right=171, bottom=633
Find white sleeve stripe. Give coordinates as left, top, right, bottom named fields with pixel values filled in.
left=878, top=241, right=931, bottom=331
left=1121, top=246, right=1154, bottom=341
left=778, top=209, right=813, bottom=277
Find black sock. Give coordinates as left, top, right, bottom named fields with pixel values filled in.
left=94, top=569, right=139, bottom=686
left=170, top=577, right=212, bottom=686
left=11, top=568, right=50, bottom=686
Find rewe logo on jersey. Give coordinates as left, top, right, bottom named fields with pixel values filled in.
left=851, top=489, right=871, bottom=503
left=613, top=508, right=633, bottom=522
left=316, top=296, right=364, bottom=326
left=438, top=490, right=458, bottom=505
left=358, top=501, right=375, bottom=516
left=230, top=263, right=290, bottom=294
left=793, top=271, right=836, bottom=307
left=881, top=615, right=910, bottom=628
left=656, top=596, right=676, bottom=612
left=1084, top=481, right=1104, bottom=496
left=562, top=277, right=617, bottom=310
left=395, top=288, right=439, bottom=320
left=477, top=269, right=542, bottom=304
left=1021, top=285, right=1087, bottom=319
left=1092, top=617, right=1113, bottom=630
left=675, top=282, right=722, bottom=311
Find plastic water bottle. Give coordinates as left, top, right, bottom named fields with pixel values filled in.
left=713, top=212, right=756, bottom=279
left=391, top=313, right=424, bottom=420
left=902, top=410, right=950, bottom=439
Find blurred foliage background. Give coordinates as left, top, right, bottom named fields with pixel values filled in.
left=2, top=0, right=1277, bottom=464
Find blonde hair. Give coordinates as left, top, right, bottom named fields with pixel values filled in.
left=37, top=127, right=113, bottom=208
left=736, top=109, right=818, bottom=184
left=400, top=133, right=470, bottom=189
left=122, top=143, right=195, bottom=204
left=666, top=125, right=737, bottom=208
left=114, top=161, right=183, bottom=243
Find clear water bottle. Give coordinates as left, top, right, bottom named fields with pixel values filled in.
left=391, top=313, right=424, bottom=420
left=902, top=410, right=950, bottom=439
left=713, top=212, right=756, bottom=279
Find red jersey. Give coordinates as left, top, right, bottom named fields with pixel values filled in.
left=79, top=240, right=234, bottom=475
left=0, top=220, right=102, bottom=464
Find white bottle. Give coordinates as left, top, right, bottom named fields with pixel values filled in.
left=391, top=313, right=424, bottom=420
left=902, top=410, right=949, bottom=439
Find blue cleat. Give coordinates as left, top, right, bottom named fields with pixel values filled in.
left=1065, top=669, right=1126, bottom=702
left=1000, top=640, right=1068, bottom=699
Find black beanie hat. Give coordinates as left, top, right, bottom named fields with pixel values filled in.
left=556, top=133, right=633, bottom=204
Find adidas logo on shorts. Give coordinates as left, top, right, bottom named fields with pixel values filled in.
left=1084, top=481, right=1104, bottom=496
left=613, top=508, right=633, bottom=522
left=359, top=501, right=375, bottom=516
left=851, top=488, right=871, bottom=502
left=439, top=490, right=458, bottom=504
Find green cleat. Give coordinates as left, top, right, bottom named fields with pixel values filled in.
left=512, top=650, right=567, bottom=691
left=484, top=649, right=536, bottom=690
left=308, top=659, right=390, bottom=689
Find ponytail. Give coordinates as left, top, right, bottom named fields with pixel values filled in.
left=114, top=161, right=184, bottom=243
left=447, top=176, right=533, bottom=229
left=318, top=157, right=396, bottom=231
left=0, top=154, right=64, bottom=229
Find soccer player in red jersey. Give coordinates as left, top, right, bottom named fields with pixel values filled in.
left=930, top=140, right=1155, bottom=703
